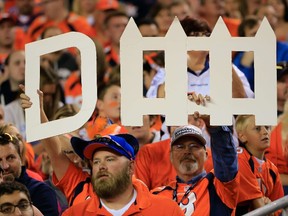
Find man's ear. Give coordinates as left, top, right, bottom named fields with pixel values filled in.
left=129, top=160, right=135, bottom=174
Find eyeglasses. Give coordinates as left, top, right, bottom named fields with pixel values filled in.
left=0, top=133, right=13, bottom=144
left=96, top=137, right=133, bottom=159
left=172, top=143, right=204, bottom=152
left=189, top=32, right=211, bottom=37
left=0, top=200, right=32, bottom=214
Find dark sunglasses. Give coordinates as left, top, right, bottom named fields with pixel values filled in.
left=0, top=133, right=14, bottom=144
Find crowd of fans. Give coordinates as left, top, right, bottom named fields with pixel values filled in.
left=0, top=0, right=288, bottom=215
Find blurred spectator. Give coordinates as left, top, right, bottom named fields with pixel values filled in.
left=169, top=0, right=193, bottom=21
left=0, top=14, right=25, bottom=66
left=147, top=3, right=173, bottom=36
left=40, top=25, right=79, bottom=88
left=137, top=17, right=159, bottom=37
left=26, top=0, right=94, bottom=43
left=40, top=65, right=65, bottom=121
left=124, top=115, right=161, bottom=148
left=267, top=0, right=288, bottom=42
left=276, top=62, right=288, bottom=116
left=224, top=0, right=241, bottom=19
left=72, top=0, right=97, bottom=26
left=266, top=62, right=288, bottom=195
left=91, top=0, right=120, bottom=47
left=238, top=0, right=262, bottom=19
left=197, top=0, right=241, bottom=36
left=0, top=50, right=25, bottom=105
left=86, top=80, right=121, bottom=139
left=64, top=39, right=107, bottom=106
left=9, top=0, right=41, bottom=33
left=103, top=10, right=129, bottom=81
left=233, top=15, right=288, bottom=92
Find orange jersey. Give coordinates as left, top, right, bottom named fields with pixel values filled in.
left=26, top=12, right=94, bottom=43
left=62, top=179, right=184, bottom=216
left=52, top=162, right=94, bottom=206
left=151, top=171, right=239, bottom=216
left=26, top=169, right=43, bottom=182
left=266, top=123, right=288, bottom=175
left=223, top=17, right=241, bottom=37
left=135, top=139, right=213, bottom=190
left=64, top=71, right=82, bottom=105
left=237, top=147, right=284, bottom=210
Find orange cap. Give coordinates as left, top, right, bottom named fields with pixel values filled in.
left=95, top=0, right=119, bottom=11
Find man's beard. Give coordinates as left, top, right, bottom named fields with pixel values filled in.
left=92, top=163, right=131, bottom=199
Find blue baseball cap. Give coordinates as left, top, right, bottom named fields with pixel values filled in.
left=71, top=134, right=139, bottom=161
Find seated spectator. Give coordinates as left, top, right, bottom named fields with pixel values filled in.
left=0, top=132, right=59, bottom=215
left=0, top=181, right=43, bottom=216
left=151, top=113, right=239, bottom=215
left=62, top=133, right=184, bottom=215
left=0, top=50, right=25, bottom=105
left=86, top=80, right=121, bottom=139
left=134, top=114, right=213, bottom=190
left=0, top=123, right=40, bottom=181
left=40, top=25, right=79, bottom=88
left=235, top=115, right=284, bottom=215
left=124, top=115, right=161, bottom=148
left=0, top=14, right=25, bottom=66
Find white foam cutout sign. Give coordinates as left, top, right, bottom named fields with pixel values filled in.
left=25, top=17, right=276, bottom=142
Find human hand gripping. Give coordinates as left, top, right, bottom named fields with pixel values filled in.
left=188, top=91, right=211, bottom=106
left=19, top=84, right=44, bottom=110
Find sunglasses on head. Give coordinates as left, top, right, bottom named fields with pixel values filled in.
left=0, top=133, right=14, bottom=144
left=96, top=137, right=133, bottom=159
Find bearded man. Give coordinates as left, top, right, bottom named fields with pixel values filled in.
left=62, top=133, right=184, bottom=215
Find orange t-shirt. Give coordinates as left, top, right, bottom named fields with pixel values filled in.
left=52, top=162, right=94, bottom=206
left=135, top=139, right=213, bottom=190
left=266, top=122, right=288, bottom=174
left=151, top=171, right=239, bottom=216
left=62, top=179, right=184, bottom=216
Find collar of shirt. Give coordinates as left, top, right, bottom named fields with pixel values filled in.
left=176, top=170, right=207, bottom=185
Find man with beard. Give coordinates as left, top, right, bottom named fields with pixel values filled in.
left=151, top=115, right=239, bottom=216
left=0, top=132, right=59, bottom=216
left=62, top=134, right=184, bottom=215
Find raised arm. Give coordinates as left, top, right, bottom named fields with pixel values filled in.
left=19, top=85, right=70, bottom=180
left=196, top=113, right=238, bottom=182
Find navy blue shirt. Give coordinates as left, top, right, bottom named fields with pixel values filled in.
left=16, top=166, right=59, bottom=216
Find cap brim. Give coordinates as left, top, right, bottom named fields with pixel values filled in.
left=83, top=142, right=111, bottom=160
left=71, top=137, right=90, bottom=160
left=171, top=134, right=206, bottom=147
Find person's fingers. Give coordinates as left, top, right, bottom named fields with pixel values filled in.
left=198, top=94, right=205, bottom=106
left=37, top=89, right=44, bottom=109
left=19, top=84, right=25, bottom=92
left=193, top=111, right=200, bottom=119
